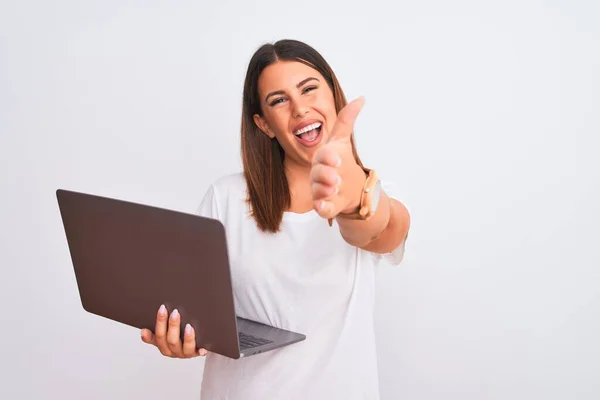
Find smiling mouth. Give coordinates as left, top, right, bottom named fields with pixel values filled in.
left=294, top=122, right=322, bottom=142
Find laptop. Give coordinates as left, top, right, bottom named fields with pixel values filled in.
left=55, top=188, right=306, bottom=359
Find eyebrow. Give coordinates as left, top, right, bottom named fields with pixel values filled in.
left=264, top=77, right=320, bottom=103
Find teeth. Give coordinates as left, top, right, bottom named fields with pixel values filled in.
left=294, top=122, right=322, bottom=136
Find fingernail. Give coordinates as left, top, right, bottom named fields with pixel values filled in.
left=335, top=156, right=342, bottom=167
left=199, top=349, right=207, bottom=356
left=158, top=304, right=166, bottom=315
left=319, top=201, right=329, bottom=212
left=336, top=174, right=342, bottom=185
left=171, top=309, right=179, bottom=319
left=184, top=324, right=192, bottom=335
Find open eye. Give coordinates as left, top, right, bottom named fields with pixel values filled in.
left=269, top=97, right=286, bottom=107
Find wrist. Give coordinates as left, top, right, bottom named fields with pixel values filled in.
left=341, top=165, right=368, bottom=214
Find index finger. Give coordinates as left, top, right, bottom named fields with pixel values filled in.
left=154, top=304, right=171, bottom=355
left=312, top=144, right=342, bottom=168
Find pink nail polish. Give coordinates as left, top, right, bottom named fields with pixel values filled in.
left=185, top=324, right=192, bottom=335
left=320, top=201, right=329, bottom=212
left=171, top=309, right=179, bottom=319
left=159, top=304, right=166, bottom=315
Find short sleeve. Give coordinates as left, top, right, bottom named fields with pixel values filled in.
left=195, top=184, right=221, bottom=220
left=372, top=180, right=408, bottom=266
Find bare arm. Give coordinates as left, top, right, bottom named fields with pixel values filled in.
left=336, top=188, right=410, bottom=253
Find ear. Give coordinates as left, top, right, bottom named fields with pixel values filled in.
left=253, top=114, right=275, bottom=139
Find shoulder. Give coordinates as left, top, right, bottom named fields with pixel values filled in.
left=209, top=172, right=247, bottom=198
left=196, top=172, right=247, bottom=220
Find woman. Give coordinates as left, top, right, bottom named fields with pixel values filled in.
left=141, top=39, right=410, bottom=399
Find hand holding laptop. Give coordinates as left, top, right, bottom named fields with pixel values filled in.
left=56, top=189, right=306, bottom=360
left=140, top=304, right=208, bottom=358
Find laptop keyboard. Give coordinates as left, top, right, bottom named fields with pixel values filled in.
left=238, top=332, right=273, bottom=350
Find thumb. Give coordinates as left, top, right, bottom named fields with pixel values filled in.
left=328, top=96, right=365, bottom=142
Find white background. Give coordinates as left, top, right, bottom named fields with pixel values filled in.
left=1, top=1, right=598, bottom=399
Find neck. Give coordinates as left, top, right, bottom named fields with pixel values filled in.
left=284, top=158, right=314, bottom=213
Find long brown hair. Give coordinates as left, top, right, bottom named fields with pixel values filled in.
left=240, top=39, right=363, bottom=233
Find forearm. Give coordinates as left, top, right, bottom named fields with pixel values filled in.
left=326, top=159, right=410, bottom=252
left=337, top=191, right=410, bottom=253
left=336, top=190, right=391, bottom=247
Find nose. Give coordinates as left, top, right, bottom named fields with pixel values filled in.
left=292, top=99, right=309, bottom=119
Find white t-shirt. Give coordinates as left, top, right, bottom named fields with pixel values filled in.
left=196, top=172, right=406, bottom=400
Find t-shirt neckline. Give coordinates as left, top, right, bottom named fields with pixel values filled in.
left=282, top=208, right=319, bottom=222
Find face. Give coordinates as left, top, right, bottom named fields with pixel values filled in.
left=253, top=60, right=337, bottom=167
